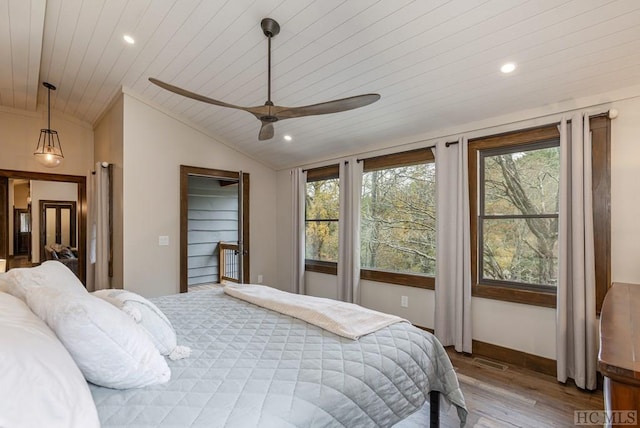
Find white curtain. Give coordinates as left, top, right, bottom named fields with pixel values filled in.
left=90, top=162, right=110, bottom=291
left=556, top=114, right=597, bottom=390
left=433, top=138, right=472, bottom=353
left=337, top=158, right=363, bottom=304
left=291, top=168, right=307, bottom=295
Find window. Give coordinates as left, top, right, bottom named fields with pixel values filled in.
left=469, top=119, right=611, bottom=310
left=361, top=148, right=436, bottom=288
left=479, top=140, right=559, bottom=291
left=305, top=165, right=339, bottom=274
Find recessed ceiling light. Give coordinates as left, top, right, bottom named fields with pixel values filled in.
left=123, top=34, right=135, bottom=45
left=500, top=62, right=516, bottom=74
left=284, top=135, right=292, bottom=141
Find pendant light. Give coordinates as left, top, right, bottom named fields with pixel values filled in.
left=33, top=82, right=63, bottom=168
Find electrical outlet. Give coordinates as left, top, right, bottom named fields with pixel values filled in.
left=257, top=274, right=263, bottom=284
left=401, top=295, right=408, bottom=308
left=158, top=235, right=169, bottom=246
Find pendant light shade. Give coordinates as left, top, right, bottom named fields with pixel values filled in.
left=34, top=82, right=63, bottom=168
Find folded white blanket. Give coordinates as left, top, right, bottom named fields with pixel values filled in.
left=223, top=284, right=408, bottom=340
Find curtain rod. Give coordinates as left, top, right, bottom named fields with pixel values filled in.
left=302, top=161, right=348, bottom=173
left=356, top=140, right=459, bottom=163
left=301, top=139, right=461, bottom=171
left=299, top=108, right=616, bottom=173
left=91, top=162, right=110, bottom=175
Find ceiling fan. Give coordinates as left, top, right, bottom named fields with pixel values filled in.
left=149, top=18, right=381, bottom=141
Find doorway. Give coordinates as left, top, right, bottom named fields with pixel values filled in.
left=180, top=166, right=249, bottom=293
left=0, top=170, right=87, bottom=284
left=13, top=208, right=30, bottom=256
left=39, top=200, right=77, bottom=261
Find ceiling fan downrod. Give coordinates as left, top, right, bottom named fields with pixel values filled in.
left=261, top=18, right=280, bottom=107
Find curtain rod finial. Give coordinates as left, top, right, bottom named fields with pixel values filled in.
left=608, top=109, right=618, bottom=119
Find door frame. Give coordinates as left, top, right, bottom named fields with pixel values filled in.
left=179, top=165, right=250, bottom=292
left=0, top=169, right=87, bottom=284
left=39, top=200, right=77, bottom=261
left=13, top=207, right=31, bottom=256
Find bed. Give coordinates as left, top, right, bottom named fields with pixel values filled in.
left=90, top=288, right=467, bottom=427
left=0, top=262, right=466, bottom=427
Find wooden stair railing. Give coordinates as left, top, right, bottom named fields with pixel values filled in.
left=218, top=242, right=240, bottom=283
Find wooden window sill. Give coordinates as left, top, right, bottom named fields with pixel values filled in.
left=472, top=284, right=556, bottom=308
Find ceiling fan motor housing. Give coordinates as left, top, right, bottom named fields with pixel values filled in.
left=261, top=18, right=280, bottom=38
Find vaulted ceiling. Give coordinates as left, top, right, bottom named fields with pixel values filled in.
left=2, top=0, right=639, bottom=169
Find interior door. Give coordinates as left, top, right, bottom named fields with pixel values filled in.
left=180, top=166, right=250, bottom=292
left=40, top=200, right=77, bottom=261
left=0, top=177, right=7, bottom=261
left=13, top=208, right=31, bottom=255
left=237, top=171, right=244, bottom=283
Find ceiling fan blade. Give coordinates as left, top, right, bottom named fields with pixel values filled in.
left=258, top=121, right=274, bottom=141
left=275, top=93, right=380, bottom=119
left=149, top=78, right=248, bottom=111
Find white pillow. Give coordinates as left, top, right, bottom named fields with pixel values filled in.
left=0, top=260, right=87, bottom=302
left=0, top=291, right=100, bottom=428
left=93, top=289, right=191, bottom=360
left=26, top=287, right=171, bottom=389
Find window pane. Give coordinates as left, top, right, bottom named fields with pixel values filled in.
left=20, top=213, right=30, bottom=232
left=361, top=163, right=436, bottom=276
left=46, top=207, right=57, bottom=246
left=482, top=218, right=558, bottom=287
left=305, top=220, right=338, bottom=262
left=484, top=145, right=559, bottom=216
left=306, top=178, right=339, bottom=219
left=305, top=178, right=339, bottom=262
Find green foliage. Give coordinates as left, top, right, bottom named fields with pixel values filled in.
left=305, top=179, right=339, bottom=261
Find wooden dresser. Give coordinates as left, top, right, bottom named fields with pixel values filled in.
left=599, top=282, right=640, bottom=426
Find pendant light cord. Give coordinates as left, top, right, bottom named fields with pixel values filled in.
left=47, top=84, right=51, bottom=131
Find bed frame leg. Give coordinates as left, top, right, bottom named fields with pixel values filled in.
left=429, top=391, right=440, bottom=428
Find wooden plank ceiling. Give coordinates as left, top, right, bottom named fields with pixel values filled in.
left=2, top=0, right=640, bottom=169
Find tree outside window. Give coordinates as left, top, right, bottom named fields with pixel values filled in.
left=479, top=141, right=560, bottom=290
left=361, top=163, right=436, bottom=276
left=305, top=177, right=339, bottom=262
left=469, top=119, right=610, bottom=310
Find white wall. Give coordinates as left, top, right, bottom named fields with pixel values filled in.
left=93, top=95, right=124, bottom=289
left=276, top=88, right=640, bottom=360
left=122, top=92, right=278, bottom=297
left=0, top=106, right=94, bottom=176
left=610, top=96, right=640, bottom=283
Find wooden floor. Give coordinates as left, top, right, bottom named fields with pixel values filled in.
left=6, top=255, right=33, bottom=269
left=433, top=350, right=603, bottom=427
left=188, top=282, right=220, bottom=291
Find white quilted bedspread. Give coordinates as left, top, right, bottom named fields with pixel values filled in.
left=90, top=288, right=467, bottom=427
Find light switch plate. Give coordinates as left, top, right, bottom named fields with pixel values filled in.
left=159, top=235, right=169, bottom=246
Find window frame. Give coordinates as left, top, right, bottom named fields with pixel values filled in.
left=304, top=164, right=340, bottom=274
left=360, top=148, right=436, bottom=289
left=469, top=118, right=611, bottom=311
left=477, top=139, right=560, bottom=293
